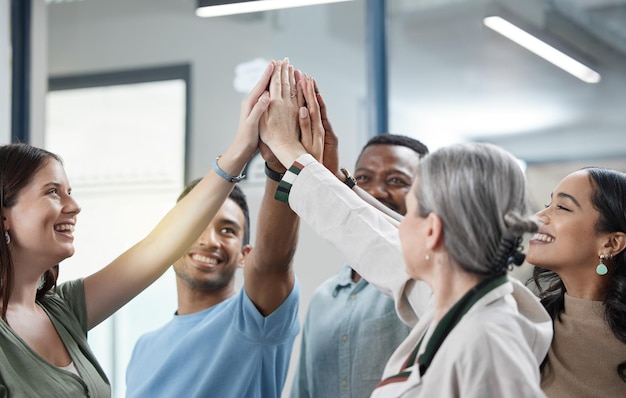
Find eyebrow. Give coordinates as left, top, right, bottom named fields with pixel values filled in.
left=355, top=167, right=413, bottom=179
left=41, top=182, right=61, bottom=191
left=218, top=218, right=242, bottom=230
left=556, top=192, right=582, bottom=208
left=43, top=182, right=72, bottom=192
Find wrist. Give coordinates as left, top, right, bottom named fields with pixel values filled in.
left=340, top=168, right=357, bottom=189
left=213, top=156, right=246, bottom=183
left=274, top=154, right=317, bottom=203
left=264, top=162, right=285, bottom=182
left=272, top=143, right=307, bottom=171
left=223, top=137, right=257, bottom=165
left=264, top=157, right=287, bottom=174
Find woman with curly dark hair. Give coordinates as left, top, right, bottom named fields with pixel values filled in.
left=527, top=167, right=626, bottom=397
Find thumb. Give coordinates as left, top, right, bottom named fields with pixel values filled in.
left=248, top=91, right=270, bottom=123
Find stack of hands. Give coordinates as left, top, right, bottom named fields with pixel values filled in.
left=228, top=58, right=342, bottom=181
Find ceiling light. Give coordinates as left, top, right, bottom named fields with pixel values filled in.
left=196, top=0, right=355, bottom=18
left=483, top=16, right=601, bottom=84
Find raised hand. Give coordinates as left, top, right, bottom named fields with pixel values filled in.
left=315, top=80, right=341, bottom=179
left=229, top=60, right=274, bottom=161
left=259, top=58, right=305, bottom=169
left=298, top=75, right=325, bottom=163
left=218, top=59, right=274, bottom=178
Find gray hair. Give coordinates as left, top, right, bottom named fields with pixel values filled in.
left=414, top=142, right=538, bottom=276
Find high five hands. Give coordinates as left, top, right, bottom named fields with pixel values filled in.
left=257, top=58, right=339, bottom=174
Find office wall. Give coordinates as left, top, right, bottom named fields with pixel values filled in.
left=47, top=1, right=367, bottom=395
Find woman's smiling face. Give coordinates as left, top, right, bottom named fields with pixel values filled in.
left=5, top=159, right=81, bottom=267
left=526, top=170, right=603, bottom=274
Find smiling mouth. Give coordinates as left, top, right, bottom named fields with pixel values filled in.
left=191, top=253, right=219, bottom=266
left=54, top=224, right=75, bottom=234
left=532, top=233, right=554, bottom=243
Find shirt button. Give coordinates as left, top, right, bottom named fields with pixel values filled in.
left=341, top=379, right=348, bottom=387
left=341, top=335, right=348, bottom=342
left=350, top=294, right=356, bottom=300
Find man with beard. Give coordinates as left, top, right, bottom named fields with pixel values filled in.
left=290, top=134, right=429, bottom=398
left=126, top=177, right=300, bottom=397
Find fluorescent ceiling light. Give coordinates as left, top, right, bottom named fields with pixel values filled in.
left=483, top=16, right=601, bottom=84
left=196, top=0, right=355, bottom=18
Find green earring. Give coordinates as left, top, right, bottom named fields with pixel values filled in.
left=596, top=254, right=608, bottom=276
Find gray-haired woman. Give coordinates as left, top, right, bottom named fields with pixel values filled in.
left=260, top=75, right=552, bottom=397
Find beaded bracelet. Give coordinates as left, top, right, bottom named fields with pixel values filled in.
left=213, top=156, right=246, bottom=183
left=265, top=162, right=285, bottom=182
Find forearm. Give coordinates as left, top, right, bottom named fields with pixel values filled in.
left=243, top=176, right=299, bottom=316
left=285, top=154, right=431, bottom=324
left=288, top=156, right=403, bottom=292
left=128, top=147, right=252, bottom=266
left=84, top=146, right=254, bottom=328
left=252, top=178, right=300, bottom=271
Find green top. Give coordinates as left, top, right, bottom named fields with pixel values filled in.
left=0, top=279, right=111, bottom=397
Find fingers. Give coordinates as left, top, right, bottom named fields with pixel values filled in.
left=254, top=60, right=275, bottom=96
left=316, top=83, right=337, bottom=142
left=248, top=91, right=270, bottom=124
left=312, top=80, right=339, bottom=176
left=300, top=77, right=324, bottom=160
left=270, top=59, right=284, bottom=100
left=282, top=58, right=292, bottom=99
left=246, top=61, right=274, bottom=109
left=289, top=64, right=297, bottom=100
left=297, top=75, right=306, bottom=108
left=303, top=77, right=321, bottom=124
left=294, top=69, right=303, bottom=85
left=262, top=57, right=301, bottom=153
left=269, top=58, right=298, bottom=102
left=316, top=79, right=330, bottom=125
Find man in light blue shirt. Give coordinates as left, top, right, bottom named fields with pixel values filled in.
left=127, top=159, right=300, bottom=397
left=290, top=134, right=428, bottom=398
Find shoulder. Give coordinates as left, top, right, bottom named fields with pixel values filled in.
left=39, top=278, right=87, bottom=331
left=42, top=278, right=85, bottom=305
left=445, top=307, right=541, bottom=370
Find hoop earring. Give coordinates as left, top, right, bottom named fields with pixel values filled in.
left=596, top=254, right=608, bottom=276
left=4, top=231, right=9, bottom=244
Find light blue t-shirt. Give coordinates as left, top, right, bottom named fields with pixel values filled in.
left=290, top=266, right=410, bottom=398
left=126, top=281, right=299, bottom=398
